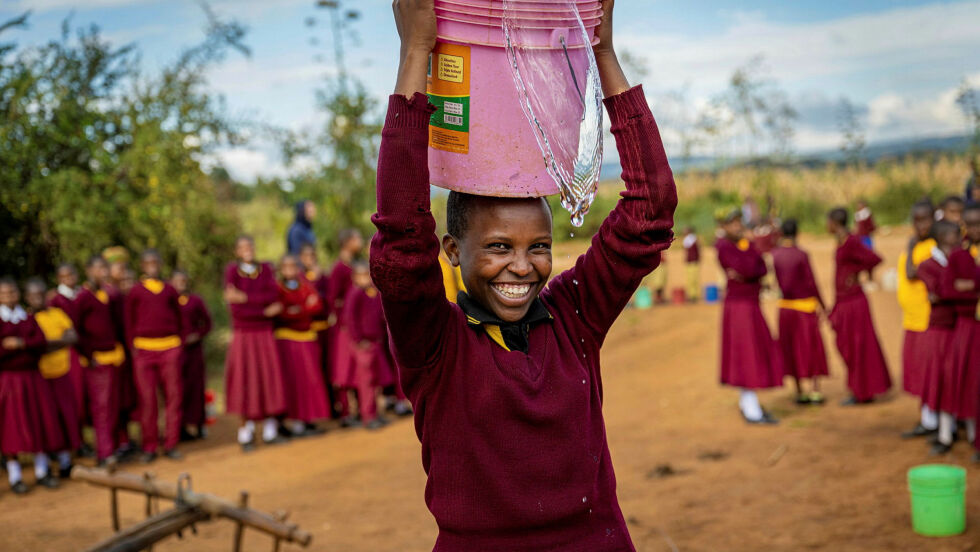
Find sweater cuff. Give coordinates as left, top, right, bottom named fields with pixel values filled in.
left=385, top=93, right=436, bottom=130
left=603, top=85, right=651, bottom=125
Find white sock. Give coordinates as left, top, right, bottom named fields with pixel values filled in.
left=920, top=405, right=938, bottom=430
left=6, top=460, right=22, bottom=485
left=288, top=420, right=305, bottom=435
left=237, top=422, right=255, bottom=445
left=739, top=389, right=763, bottom=421
left=57, top=451, right=73, bottom=469
left=938, top=412, right=955, bottom=446
left=968, top=420, right=976, bottom=444
left=262, top=418, right=278, bottom=442
left=34, top=453, right=50, bottom=479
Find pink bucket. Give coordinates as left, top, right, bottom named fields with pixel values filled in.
left=428, top=4, right=599, bottom=197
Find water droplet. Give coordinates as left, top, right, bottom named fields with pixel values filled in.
left=582, top=379, right=586, bottom=384
left=580, top=338, right=585, bottom=343
left=569, top=232, right=575, bottom=238
left=572, top=279, right=578, bottom=285
left=575, top=309, right=579, bottom=314
left=582, top=496, right=588, bottom=503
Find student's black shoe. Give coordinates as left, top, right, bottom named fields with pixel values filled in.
left=115, top=442, right=138, bottom=463
left=972, top=451, right=980, bottom=464
left=794, top=394, right=811, bottom=405
left=742, top=411, right=779, bottom=425
left=58, top=464, right=73, bottom=479
left=77, top=443, right=96, bottom=459
left=163, top=449, right=183, bottom=461
left=340, top=416, right=362, bottom=428
left=139, top=452, right=158, bottom=464
left=262, top=435, right=289, bottom=446
left=393, top=402, right=413, bottom=417
left=929, top=442, right=953, bottom=456
left=10, top=480, right=29, bottom=495
left=241, top=439, right=256, bottom=453
left=901, top=424, right=937, bottom=439
left=839, top=396, right=873, bottom=407
left=365, top=419, right=386, bottom=430
left=299, top=424, right=327, bottom=437
left=179, top=428, right=198, bottom=443
left=96, top=455, right=118, bottom=469
left=37, top=472, right=59, bottom=489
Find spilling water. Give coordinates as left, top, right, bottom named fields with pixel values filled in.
left=502, top=1, right=604, bottom=227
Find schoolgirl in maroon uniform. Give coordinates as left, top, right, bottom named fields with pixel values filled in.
left=0, top=278, right=64, bottom=494
left=125, top=250, right=184, bottom=462
left=826, top=207, right=891, bottom=405
left=771, top=219, right=828, bottom=404
left=275, top=255, right=330, bottom=435
left=48, top=264, right=86, bottom=430
left=326, top=229, right=364, bottom=423
left=298, top=244, right=337, bottom=417
left=76, top=261, right=127, bottom=465
left=371, top=3, right=676, bottom=548
left=960, top=204, right=980, bottom=461
left=341, top=262, right=393, bottom=430
left=224, top=235, right=288, bottom=451
left=716, top=211, right=783, bottom=423
left=917, top=221, right=974, bottom=454
left=171, top=270, right=212, bottom=441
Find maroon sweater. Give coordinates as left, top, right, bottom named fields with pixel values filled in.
left=327, top=261, right=353, bottom=319
left=276, top=280, right=322, bottom=332
left=344, top=287, right=386, bottom=344
left=772, top=244, right=824, bottom=306
left=74, top=287, right=120, bottom=357
left=716, top=238, right=767, bottom=300
left=834, top=233, right=881, bottom=302
left=0, top=315, right=47, bottom=372
left=125, top=279, right=182, bottom=345
left=948, top=248, right=980, bottom=318
left=179, top=294, right=212, bottom=347
left=918, top=257, right=959, bottom=329
left=224, top=262, right=279, bottom=330
left=370, top=87, right=676, bottom=551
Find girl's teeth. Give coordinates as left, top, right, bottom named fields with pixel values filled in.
left=495, top=284, right=531, bottom=299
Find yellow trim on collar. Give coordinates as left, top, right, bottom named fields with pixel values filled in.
left=179, top=295, right=189, bottom=306
left=142, top=278, right=165, bottom=294
left=96, top=289, right=110, bottom=304
left=737, top=238, right=750, bottom=251
left=483, top=324, right=511, bottom=352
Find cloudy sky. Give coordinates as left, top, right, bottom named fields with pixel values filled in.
left=3, top=0, right=979, bottom=180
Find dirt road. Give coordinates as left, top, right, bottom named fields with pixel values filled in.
left=3, top=230, right=977, bottom=552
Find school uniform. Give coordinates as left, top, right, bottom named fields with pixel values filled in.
left=275, top=279, right=330, bottom=423
left=0, top=311, right=65, bottom=457
left=916, top=255, right=960, bottom=415
left=125, top=278, right=183, bottom=453
left=683, top=234, right=701, bottom=301
left=178, top=293, right=212, bottom=428
left=75, top=286, right=126, bottom=460
left=34, top=306, right=83, bottom=451
left=944, top=248, right=980, bottom=421
left=48, top=289, right=86, bottom=420
left=104, top=283, right=138, bottom=439
left=771, top=244, right=829, bottom=380
left=224, top=262, right=286, bottom=420
left=828, top=234, right=891, bottom=401
left=342, top=286, right=391, bottom=422
left=716, top=237, right=783, bottom=389
left=326, top=261, right=355, bottom=392
left=897, top=238, right=936, bottom=398
left=855, top=207, right=876, bottom=249
left=371, top=87, right=676, bottom=551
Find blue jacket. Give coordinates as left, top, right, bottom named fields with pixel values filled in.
left=286, top=200, right=316, bottom=254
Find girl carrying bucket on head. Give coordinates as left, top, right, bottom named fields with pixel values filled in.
left=373, top=1, right=676, bottom=549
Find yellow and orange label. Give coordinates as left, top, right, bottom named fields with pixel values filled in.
left=427, top=42, right=471, bottom=155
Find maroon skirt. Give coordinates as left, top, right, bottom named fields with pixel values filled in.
left=829, top=294, right=892, bottom=401
left=901, top=330, right=929, bottom=398
left=276, top=338, right=330, bottom=422
left=67, top=348, right=87, bottom=422
left=45, top=373, right=83, bottom=451
left=720, top=299, right=783, bottom=389
left=0, top=371, right=66, bottom=455
left=919, top=327, right=954, bottom=413
left=328, top=326, right=355, bottom=387
left=948, top=318, right=980, bottom=419
left=225, top=328, right=286, bottom=420
left=116, top=358, right=139, bottom=419
left=778, top=308, right=829, bottom=379
left=182, top=345, right=207, bottom=427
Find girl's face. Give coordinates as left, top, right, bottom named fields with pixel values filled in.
left=343, top=233, right=364, bottom=255
left=279, top=257, right=300, bottom=281
left=912, top=208, right=934, bottom=240
left=171, top=273, right=189, bottom=295
left=57, top=266, right=78, bottom=288
left=0, top=284, right=19, bottom=308
left=87, top=260, right=109, bottom=284
left=937, top=229, right=961, bottom=251
left=24, top=286, right=45, bottom=311
left=140, top=256, right=161, bottom=279
left=352, top=268, right=372, bottom=290
left=109, top=261, right=127, bottom=282
left=299, top=248, right=317, bottom=270
left=236, top=239, right=256, bottom=264
left=722, top=219, right=744, bottom=240
left=965, top=209, right=980, bottom=244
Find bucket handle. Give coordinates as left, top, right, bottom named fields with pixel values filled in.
left=550, top=29, right=586, bottom=108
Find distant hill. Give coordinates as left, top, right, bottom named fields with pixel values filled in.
left=599, top=134, right=972, bottom=179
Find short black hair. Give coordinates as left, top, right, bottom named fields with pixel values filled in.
left=446, top=191, right=551, bottom=239
left=57, top=262, right=77, bottom=275
left=171, top=268, right=189, bottom=279
left=235, top=234, right=255, bottom=246
left=965, top=201, right=980, bottom=214
left=933, top=220, right=960, bottom=241
left=941, top=195, right=965, bottom=209
left=780, top=218, right=798, bottom=238
left=827, top=207, right=848, bottom=227
left=86, top=255, right=107, bottom=268
left=24, top=277, right=47, bottom=293
left=911, top=200, right=935, bottom=218
left=352, top=259, right=370, bottom=272
left=337, top=228, right=361, bottom=246
left=140, top=248, right=161, bottom=261
left=0, top=276, right=17, bottom=289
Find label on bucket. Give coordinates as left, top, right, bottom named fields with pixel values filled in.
left=428, top=42, right=471, bottom=155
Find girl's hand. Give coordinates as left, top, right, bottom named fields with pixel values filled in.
left=263, top=302, right=284, bottom=318
left=1, top=337, right=25, bottom=350
left=590, top=0, right=629, bottom=98
left=592, top=0, right=615, bottom=59
left=393, top=0, right=436, bottom=98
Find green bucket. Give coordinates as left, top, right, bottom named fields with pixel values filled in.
left=633, top=287, right=652, bottom=310
left=907, top=464, right=967, bottom=537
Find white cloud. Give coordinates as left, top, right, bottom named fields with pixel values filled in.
left=202, top=147, right=286, bottom=182
left=866, top=73, right=980, bottom=142
left=8, top=0, right=158, bottom=12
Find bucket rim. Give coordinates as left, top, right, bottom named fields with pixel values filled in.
left=907, top=464, right=967, bottom=485
left=436, top=32, right=600, bottom=49
left=435, top=12, right=603, bottom=28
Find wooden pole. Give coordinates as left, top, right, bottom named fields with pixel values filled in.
left=71, top=467, right=312, bottom=547
left=84, top=507, right=210, bottom=552
left=233, top=491, right=249, bottom=552
left=110, top=488, right=120, bottom=532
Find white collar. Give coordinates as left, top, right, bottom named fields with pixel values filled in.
left=57, top=284, right=77, bottom=300
left=0, top=305, right=27, bottom=324
left=931, top=247, right=948, bottom=267
left=682, top=234, right=698, bottom=248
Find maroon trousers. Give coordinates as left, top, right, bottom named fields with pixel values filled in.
left=46, top=373, right=83, bottom=451
left=350, top=346, right=380, bottom=422
left=182, top=345, right=207, bottom=428
left=133, top=347, right=183, bottom=453
left=84, top=363, right=119, bottom=460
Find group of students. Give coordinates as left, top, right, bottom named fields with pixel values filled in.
left=222, top=230, right=411, bottom=454
left=0, top=252, right=212, bottom=495
left=714, top=195, right=979, bottom=440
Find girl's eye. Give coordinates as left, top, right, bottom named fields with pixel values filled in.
left=488, top=243, right=508, bottom=250
left=531, top=243, right=551, bottom=251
